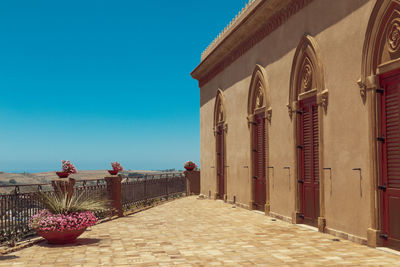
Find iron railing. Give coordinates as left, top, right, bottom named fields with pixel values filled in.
left=74, top=179, right=109, bottom=218
left=0, top=172, right=186, bottom=245
left=0, top=184, right=53, bottom=244
left=121, top=173, right=186, bottom=208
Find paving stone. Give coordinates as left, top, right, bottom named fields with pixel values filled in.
left=1, top=196, right=400, bottom=265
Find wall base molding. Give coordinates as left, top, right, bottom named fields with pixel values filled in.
left=367, top=228, right=382, bottom=248
left=205, top=194, right=369, bottom=247
left=269, top=211, right=292, bottom=223
left=226, top=199, right=250, bottom=210
left=318, top=217, right=326, bottom=232
left=265, top=203, right=270, bottom=216
left=325, top=227, right=367, bottom=246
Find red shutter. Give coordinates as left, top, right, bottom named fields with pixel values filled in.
left=216, top=125, right=225, bottom=198
left=299, top=96, right=319, bottom=225
left=380, top=72, right=400, bottom=248
left=385, top=85, right=400, bottom=189
left=313, top=104, right=320, bottom=219
left=259, top=115, right=266, bottom=206
left=253, top=113, right=266, bottom=210
left=252, top=119, right=259, bottom=207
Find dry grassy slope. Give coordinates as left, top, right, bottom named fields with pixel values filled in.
left=0, top=170, right=158, bottom=185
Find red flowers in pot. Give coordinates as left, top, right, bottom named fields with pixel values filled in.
left=184, top=161, right=197, bottom=171
left=108, top=162, right=123, bottom=175
left=56, top=160, right=77, bottom=178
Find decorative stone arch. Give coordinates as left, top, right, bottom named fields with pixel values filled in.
left=288, top=35, right=328, bottom=232
left=247, top=65, right=272, bottom=119
left=247, top=65, right=271, bottom=214
left=213, top=89, right=228, bottom=200
left=359, top=0, right=400, bottom=248
left=214, top=89, right=227, bottom=128
left=288, top=35, right=328, bottom=117
left=359, top=0, right=400, bottom=96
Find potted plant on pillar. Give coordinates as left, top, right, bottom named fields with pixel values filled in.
left=56, top=160, right=77, bottom=178
left=184, top=161, right=197, bottom=171
left=29, top=189, right=109, bottom=244
left=108, top=162, right=123, bottom=175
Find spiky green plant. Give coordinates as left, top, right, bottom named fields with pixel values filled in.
left=35, top=189, right=110, bottom=215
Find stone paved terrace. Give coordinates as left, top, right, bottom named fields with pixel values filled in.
left=1, top=196, right=400, bottom=266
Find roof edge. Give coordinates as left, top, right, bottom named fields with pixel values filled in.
left=191, top=0, right=314, bottom=87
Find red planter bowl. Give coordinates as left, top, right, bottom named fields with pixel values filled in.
left=56, top=171, right=70, bottom=178
left=108, top=170, right=119, bottom=175
left=36, top=228, right=86, bottom=244
left=184, top=166, right=195, bottom=171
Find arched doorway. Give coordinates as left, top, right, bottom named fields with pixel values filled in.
left=214, top=89, right=227, bottom=200
left=247, top=65, right=271, bottom=214
left=289, top=35, right=328, bottom=230
left=360, top=0, right=400, bottom=249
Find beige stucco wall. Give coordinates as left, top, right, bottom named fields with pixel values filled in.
left=199, top=0, right=375, bottom=239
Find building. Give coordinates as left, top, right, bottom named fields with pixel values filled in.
left=191, top=0, right=400, bottom=250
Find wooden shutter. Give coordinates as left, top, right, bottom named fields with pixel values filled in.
left=313, top=104, right=320, bottom=219
left=257, top=115, right=266, bottom=206
left=216, top=125, right=225, bottom=198
left=253, top=113, right=266, bottom=209
left=299, top=96, right=319, bottom=225
left=385, top=83, right=400, bottom=189
left=252, top=119, right=259, bottom=206
left=381, top=73, right=400, bottom=247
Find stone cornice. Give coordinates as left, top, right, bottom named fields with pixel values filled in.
left=191, top=0, right=314, bottom=88
left=201, top=0, right=259, bottom=61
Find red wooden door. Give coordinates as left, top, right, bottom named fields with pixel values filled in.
left=380, top=71, right=400, bottom=249
left=298, top=96, right=319, bottom=226
left=216, top=125, right=225, bottom=199
left=252, top=113, right=266, bottom=211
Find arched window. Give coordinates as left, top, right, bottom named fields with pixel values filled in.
left=360, top=0, right=400, bottom=249
left=247, top=65, right=271, bottom=214
left=289, top=35, right=327, bottom=230
left=214, top=89, right=227, bottom=200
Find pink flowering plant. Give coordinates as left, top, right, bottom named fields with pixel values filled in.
left=184, top=161, right=198, bottom=170
left=29, top=188, right=109, bottom=233
left=61, top=160, right=77, bottom=174
left=29, top=210, right=97, bottom=232
left=111, top=162, right=123, bottom=172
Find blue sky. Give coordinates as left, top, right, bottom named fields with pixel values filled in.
left=0, top=0, right=246, bottom=172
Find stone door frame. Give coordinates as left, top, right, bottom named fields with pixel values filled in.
left=359, top=0, right=400, bottom=248
left=247, top=64, right=272, bottom=215
left=288, top=35, right=328, bottom=232
left=214, top=89, right=228, bottom=201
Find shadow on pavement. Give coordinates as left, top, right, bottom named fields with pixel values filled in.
left=0, top=255, right=19, bottom=260
left=37, top=238, right=101, bottom=247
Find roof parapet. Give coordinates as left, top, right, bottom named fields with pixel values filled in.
left=201, top=0, right=257, bottom=61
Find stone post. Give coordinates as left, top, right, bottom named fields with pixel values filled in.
left=184, top=170, right=200, bottom=195
left=105, top=175, right=123, bottom=217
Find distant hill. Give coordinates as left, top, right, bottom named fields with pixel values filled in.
left=0, top=169, right=166, bottom=194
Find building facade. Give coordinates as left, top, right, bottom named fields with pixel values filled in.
left=191, top=0, right=400, bottom=250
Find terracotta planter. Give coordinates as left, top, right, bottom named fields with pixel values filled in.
left=184, top=166, right=195, bottom=171
left=56, top=172, right=70, bottom=178
left=108, top=170, right=119, bottom=175
left=36, top=228, right=86, bottom=244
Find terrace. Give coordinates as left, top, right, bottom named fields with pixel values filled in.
left=0, top=172, right=188, bottom=247
left=1, top=196, right=400, bottom=266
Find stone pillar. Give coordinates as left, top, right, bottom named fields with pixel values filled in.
left=105, top=175, right=123, bottom=217
left=265, top=203, right=270, bottom=216
left=318, top=217, right=326, bottom=233
left=51, top=178, right=76, bottom=199
left=364, top=75, right=381, bottom=248
left=184, top=170, right=200, bottom=195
